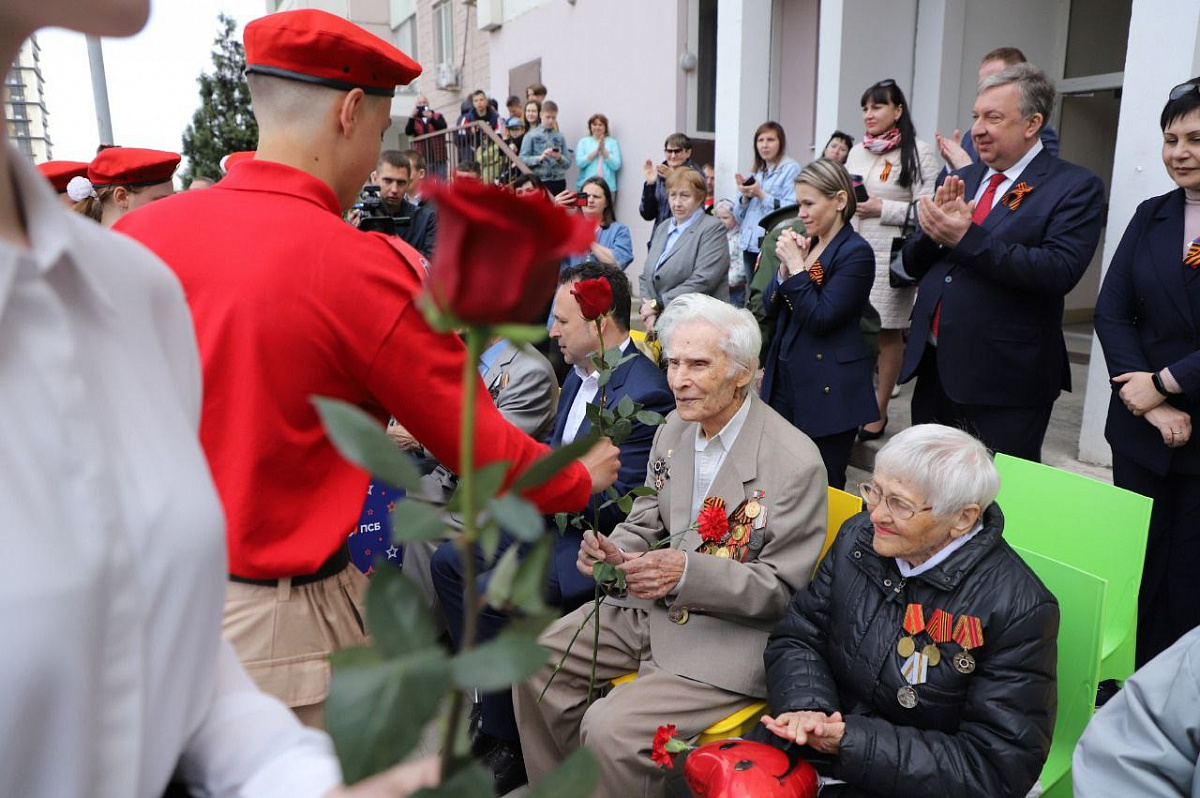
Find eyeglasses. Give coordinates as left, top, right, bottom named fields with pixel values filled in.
left=1169, top=81, right=1200, bottom=101
left=664, top=148, right=686, bottom=155
left=859, top=482, right=933, bottom=521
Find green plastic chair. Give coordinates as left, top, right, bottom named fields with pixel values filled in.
left=1012, top=547, right=1106, bottom=798
left=994, top=453, right=1151, bottom=684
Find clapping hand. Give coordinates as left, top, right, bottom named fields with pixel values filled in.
left=936, top=128, right=972, bottom=170
left=760, top=711, right=846, bottom=754
left=643, top=159, right=657, bottom=184
left=775, top=228, right=812, bottom=278
left=917, top=175, right=975, bottom=247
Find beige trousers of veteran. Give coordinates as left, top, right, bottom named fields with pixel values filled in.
left=224, top=564, right=371, bottom=729
left=514, top=601, right=748, bottom=798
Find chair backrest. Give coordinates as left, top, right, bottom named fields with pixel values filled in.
left=815, top=487, right=863, bottom=574
left=994, top=453, right=1151, bottom=683
left=1012, top=546, right=1106, bottom=798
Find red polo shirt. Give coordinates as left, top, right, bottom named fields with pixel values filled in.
left=116, top=160, right=590, bottom=578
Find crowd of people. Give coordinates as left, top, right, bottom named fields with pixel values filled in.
left=9, top=0, right=1200, bottom=796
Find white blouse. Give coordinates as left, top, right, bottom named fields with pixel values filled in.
left=0, top=150, right=341, bottom=797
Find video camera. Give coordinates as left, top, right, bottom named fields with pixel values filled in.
left=354, top=185, right=411, bottom=236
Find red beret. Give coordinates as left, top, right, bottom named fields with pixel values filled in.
left=244, top=9, right=421, bottom=97
left=36, top=160, right=90, bottom=192
left=89, top=147, right=181, bottom=188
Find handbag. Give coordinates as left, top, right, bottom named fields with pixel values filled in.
left=888, top=200, right=919, bottom=288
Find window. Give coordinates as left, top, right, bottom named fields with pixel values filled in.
left=7, top=82, right=24, bottom=101
left=391, top=0, right=417, bottom=88
left=433, top=0, right=455, bottom=67
left=11, top=103, right=27, bottom=120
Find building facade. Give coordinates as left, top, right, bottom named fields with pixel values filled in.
left=5, top=35, right=52, bottom=163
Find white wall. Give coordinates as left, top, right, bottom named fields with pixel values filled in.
left=824, top=0, right=919, bottom=138
left=714, top=0, right=773, bottom=206
left=1078, top=0, right=1200, bottom=464
left=487, top=0, right=683, bottom=293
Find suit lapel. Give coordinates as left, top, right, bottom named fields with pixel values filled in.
left=659, top=220, right=700, bottom=269
left=1150, top=189, right=1193, bottom=333
left=576, top=341, right=639, bottom=439
left=981, top=148, right=1055, bottom=234
left=551, top=371, right=583, bottom=446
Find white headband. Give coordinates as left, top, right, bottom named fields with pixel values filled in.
left=66, top=176, right=97, bottom=203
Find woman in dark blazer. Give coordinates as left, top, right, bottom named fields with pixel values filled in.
left=1095, top=78, right=1200, bottom=665
left=761, top=158, right=879, bottom=488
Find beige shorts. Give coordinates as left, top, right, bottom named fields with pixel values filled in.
left=223, top=564, right=371, bottom=726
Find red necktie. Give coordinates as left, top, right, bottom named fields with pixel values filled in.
left=932, top=173, right=1007, bottom=337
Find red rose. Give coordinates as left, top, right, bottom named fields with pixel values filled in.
left=697, top=502, right=729, bottom=543
left=651, top=724, right=678, bottom=769
left=571, top=277, right=614, bottom=321
left=423, top=179, right=596, bottom=325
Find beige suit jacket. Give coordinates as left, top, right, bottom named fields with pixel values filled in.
left=608, top=392, right=827, bottom=698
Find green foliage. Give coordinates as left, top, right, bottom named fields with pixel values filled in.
left=326, top=648, right=451, bottom=784
left=489, top=494, right=545, bottom=542
left=526, top=748, right=600, bottom=798
left=312, top=397, right=422, bottom=492
left=180, top=14, right=258, bottom=185
left=451, top=630, right=548, bottom=691
left=511, top=431, right=600, bottom=492
left=390, top=499, right=448, bottom=543
left=365, top=568, right=438, bottom=659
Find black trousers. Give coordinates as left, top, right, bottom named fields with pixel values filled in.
left=1112, top=451, right=1200, bottom=666
left=764, top=363, right=859, bottom=489
left=910, top=345, right=1053, bottom=462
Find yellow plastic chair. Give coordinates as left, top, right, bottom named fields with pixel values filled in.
left=610, top=486, right=860, bottom=742
left=629, top=328, right=661, bottom=366
left=818, top=486, right=863, bottom=574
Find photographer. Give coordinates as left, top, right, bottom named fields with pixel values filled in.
left=354, top=151, right=436, bottom=259
left=404, top=94, right=448, bottom=179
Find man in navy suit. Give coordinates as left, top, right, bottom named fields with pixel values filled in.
left=899, top=63, right=1106, bottom=461
left=430, top=261, right=674, bottom=791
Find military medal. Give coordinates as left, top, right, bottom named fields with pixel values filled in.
left=897, top=603, right=924, bottom=659
left=952, top=615, right=984, bottom=674
left=897, top=651, right=929, bottom=709
left=650, top=455, right=671, bottom=492
left=749, top=490, right=768, bottom=530
left=669, top=606, right=689, bottom=625
left=922, top=643, right=942, bottom=667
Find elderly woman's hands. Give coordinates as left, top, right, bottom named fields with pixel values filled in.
left=761, top=711, right=846, bottom=754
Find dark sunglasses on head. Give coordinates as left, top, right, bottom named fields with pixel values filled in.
left=875, top=78, right=897, bottom=89
left=1170, top=81, right=1200, bottom=101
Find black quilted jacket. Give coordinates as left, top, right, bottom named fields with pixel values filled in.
left=760, top=504, right=1059, bottom=797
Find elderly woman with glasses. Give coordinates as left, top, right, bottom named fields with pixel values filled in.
left=754, top=424, right=1058, bottom=797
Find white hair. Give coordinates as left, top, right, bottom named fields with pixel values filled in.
left=874, top=424, right=1000, bottom=517
left=656, top=293, right=760, bottom=376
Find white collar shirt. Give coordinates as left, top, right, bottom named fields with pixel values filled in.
left=562, top=338, right=630, bottom=444
left=0, top=149, right=340, bottom=798
left=895, top=520, right=985, bottom=578
left=973, top=138, right=1044, bottom=208
left=690, top=393, right=753, bottom=522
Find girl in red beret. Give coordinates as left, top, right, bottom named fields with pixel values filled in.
left=73, top=146, right=179, bottom=227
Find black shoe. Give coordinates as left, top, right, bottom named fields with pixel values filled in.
left=467, top=701, right=484, bottom=747
left=486, top=739, right=528, bottom=796
left=858, top=420, right=888, bottom=441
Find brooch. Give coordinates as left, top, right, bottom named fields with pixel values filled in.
left=650, top=449, right=672, bottom=492
left=1000, top=181, right=1034, bottom=211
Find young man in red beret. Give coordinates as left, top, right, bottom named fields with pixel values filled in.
left=35, top=160, right=89, bottom=205
left=115, top=9, right=619, bottom=728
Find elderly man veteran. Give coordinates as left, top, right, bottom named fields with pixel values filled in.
left=514, top=293, right=828, bottom=797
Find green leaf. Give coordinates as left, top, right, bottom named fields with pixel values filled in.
left=597, top=369, right=612, bottom=388
left=472, top=461, right=512, bottom=507
left=510, top=536, right=553, bottom=613
left=554, top=512, right=569, bottom=534
left=511, top=432, right=600, bottom=492
left=484, top=544, right=521, bottom=610
left=611, top=418, right=633, bottom=444
left=494, top=323, right=547, bottom=345
left=602, top=346, right=624, bottom=368
left=631, top=486, right=658, bottom=497
left=636, top=410, right=667, bottom=427
left=616, top=394, right=636, bottom=419
left=312, top=397, right=421, bottom=491
left=526, top=747, right=601, bottom=798
left=327, top=649, right=451, bottom=783
left=329, top=645, right=383, bottom=668
left=365, top=567, right=438, bottom=659
left=391, top=499, right=447, bottom=543
left=584, top=402, right=604, bottom=427
left=411, top=761, right=493, bottom=798
left=478, top=522, right=501, bottom=565
left=606, top=486, right=620, bottom=501
left=451, top=631, right=548, bottom=691
left=593, top=560, right=620, bottom=586
left=489, top=494, right=546, bottom=542
left=617, top=495, right=634, bottom=514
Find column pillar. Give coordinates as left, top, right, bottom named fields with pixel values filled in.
left=714, top=0, right=773, bottom=202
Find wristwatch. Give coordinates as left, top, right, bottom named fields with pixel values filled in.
left=1152, top=371, right=1172, bottom=397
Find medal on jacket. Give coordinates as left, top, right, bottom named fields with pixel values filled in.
left=746, top=489, right=768, bottom=530
left=897, top=603, right=924, bottom=658
left=897, top=651, right=929, bottom=709
left=952, top=615, right=984, bottom=674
